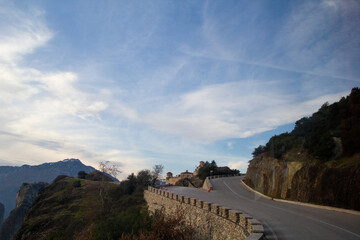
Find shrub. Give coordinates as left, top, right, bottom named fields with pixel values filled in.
left=73, top=180, right=81, bottom=188
left=93, top=206, right=152, bottom=240
left=122, top=208, right=196, bottom=240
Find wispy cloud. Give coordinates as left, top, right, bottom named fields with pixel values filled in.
left=138, top=81, right=347, bottom=143
left=0, top=6, right=51, bottom=63
left=0, top=4, right=135, bottom=177
left=227, top=142, right=234, bottom=150
left=180, top=0, right=359, bottom=83
left=181, top=50, right=360, bottom=83
left=0, top=1, right=358, bottom=176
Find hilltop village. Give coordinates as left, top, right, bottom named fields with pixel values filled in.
left=166, top=161, right=204, bottom=185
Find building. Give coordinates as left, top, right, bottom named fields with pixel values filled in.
left=193, top=161, right=204, bottom=176
left=165, top=162, right=203, bottom=185
left=180, top=170, right=193, bottom=179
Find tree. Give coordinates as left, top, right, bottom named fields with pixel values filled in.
left=77, top=171, right=87, bottom=179
left=98, top=161, right=121, bottom=213
left=136, top=169, right=152, bottom=186
left=196, top=161, right=211, bottom=180
left=152, top=164, right=164, bottom=179
left=151, top=164, right=164, bottom=186
left=210, top=160, right=217, bottom=168
left=252, top=145, right=266, bottom=157
left=99, top=161, right=121, bottom=180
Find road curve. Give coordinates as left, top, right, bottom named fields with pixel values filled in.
left=166, top=176, right=360, bottom=240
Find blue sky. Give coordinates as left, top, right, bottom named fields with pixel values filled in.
left=0, top=0, right=359, bottom=179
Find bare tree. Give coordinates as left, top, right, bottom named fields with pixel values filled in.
left=151, top=164, right=164, bottom=186
left=99, top=161, right=121, bottom=179
left=98, top=161, right=121, bottom=213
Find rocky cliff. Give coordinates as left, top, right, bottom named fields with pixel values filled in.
left=245, top=154, right=360, bottom=210
left=245, top=88, right=360, bottom=211
left=0, top=159, right=95, bottom=218
left=0, top=183, right=47, bottom=240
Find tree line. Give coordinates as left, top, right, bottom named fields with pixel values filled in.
left=252, top=87, right=360, bottom=161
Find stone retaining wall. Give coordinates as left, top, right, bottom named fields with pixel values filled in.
left=145, top=185, right=265, bottom=240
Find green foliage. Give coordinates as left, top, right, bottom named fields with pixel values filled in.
left=77, top=171, right=87, bottom=179
left=196, top=160, right=239, bottom=180
left=15, top=164, right=201, bottom=240
left=252, top=87, right=360, bottom=161
left=93, top=206, right=152, bottom=240
left=136, top=170, right=152, bottom=186
left=196, top=161, right=212, bottom=180
left=52, top=175, right=68, bottom=183
left=265, top=133, right=299, bottom=159
left=252, top=145, right=266, bottom=157
left=72, top=180, right=81, bottom=188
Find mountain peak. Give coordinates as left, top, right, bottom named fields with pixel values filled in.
left=61, top=158, right=81, bottom=163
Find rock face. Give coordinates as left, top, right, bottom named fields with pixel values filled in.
left=0, top=203, right=4, bottom=230
left=244, top=156, right=304, bottom=199
left=0, top=159, right=95, bottom=218
left=0, top=183, right=47, bottom=240
left=245, top=155, right=360, bottom=210
left=245, top=89, right=360, bottom=211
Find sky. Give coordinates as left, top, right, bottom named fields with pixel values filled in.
left=0, top=0, right=359, bottom=179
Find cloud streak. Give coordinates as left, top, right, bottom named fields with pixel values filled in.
left=0, top=5, right=130, bottom=176
left=139, top=81, right=348, bottom=143
left=0, top=1, right=358, bottom=176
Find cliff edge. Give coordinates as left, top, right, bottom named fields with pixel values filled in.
left=245, top=154, right=360, bottom=210
left=0, top=183, right=47, bottom=240
left=245, top=88, right=360, bottom=211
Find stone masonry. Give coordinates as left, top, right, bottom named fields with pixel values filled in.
left=145, top=185, right=265, bottom=240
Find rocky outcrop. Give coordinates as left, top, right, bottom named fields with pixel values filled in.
left=0, top=203, right=4, bottom=230
left=0, top=183, right=47, bottom=240
left=245, top=156, right=360, bottom=210
left=0, top=159, right=95, bottom=218
left=290, top=163, right=360, bottom=209
left=245, top=155, right=305, bottom=199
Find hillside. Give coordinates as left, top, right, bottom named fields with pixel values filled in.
left=15, top=177, right=117, bottom=239
left=14, top=172, right=195, bottom=240
left=0, top=159, right=95, bottom=218
left=245, top=88, right=360, bottom=210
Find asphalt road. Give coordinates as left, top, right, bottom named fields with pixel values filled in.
left=166, top=176, right=360, bottom=240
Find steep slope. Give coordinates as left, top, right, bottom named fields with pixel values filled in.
left=14, top=177, right=107, bottom=240
left=13, top=170, right=198, bottom=240
left=0, top=183, right=47, bottom=240
left=0, top=159, right=95, bottom=218
left=245, top=88, right=360, bottom=210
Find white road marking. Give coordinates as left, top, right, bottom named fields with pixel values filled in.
left=222, top=179, right=360, bottom=238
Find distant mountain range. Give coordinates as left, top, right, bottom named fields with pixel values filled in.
left=0, top=159, right=95, bottom=218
